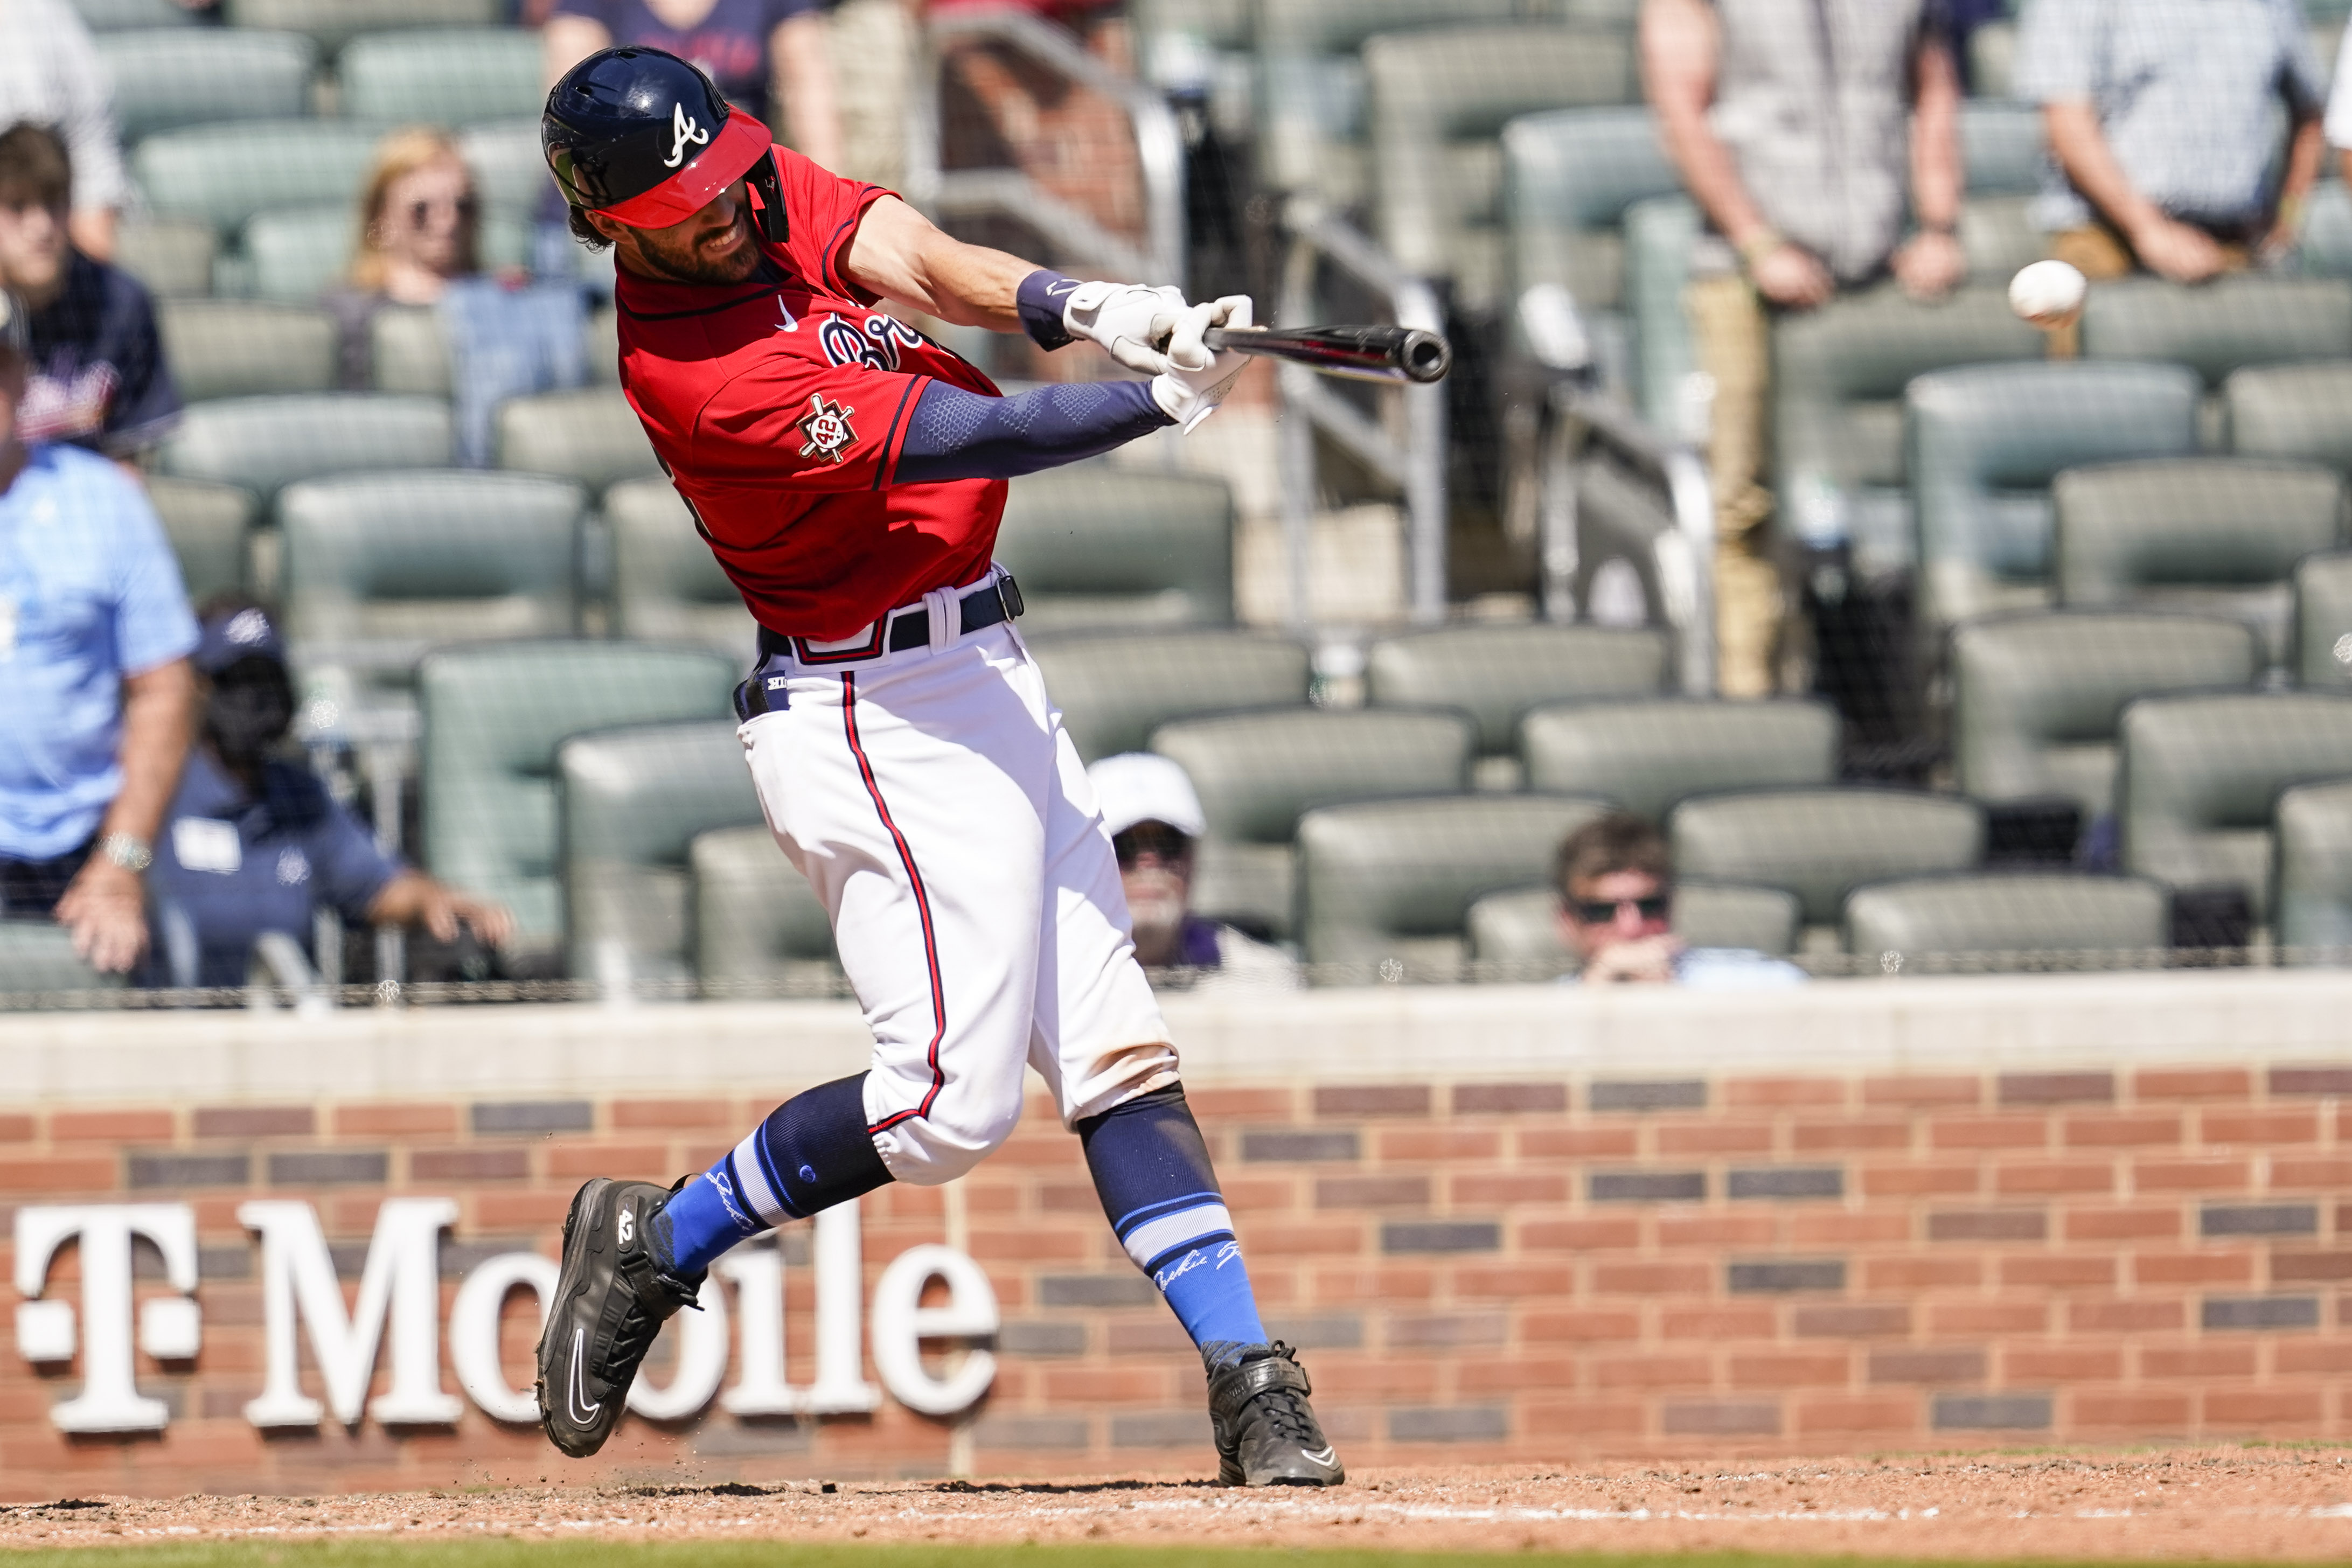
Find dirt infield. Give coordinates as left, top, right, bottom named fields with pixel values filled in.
left=9, top=1448, right=2352, bottom=1559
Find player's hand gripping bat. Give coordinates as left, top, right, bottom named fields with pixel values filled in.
left=1201, top=324, right=1453, bottom=385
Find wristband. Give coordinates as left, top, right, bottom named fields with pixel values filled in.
left=1016, top=269, right=1080, bottom=351
left=1736, top=230, right=1785, bottom=271
left=101, top=833, right=152, bottom=873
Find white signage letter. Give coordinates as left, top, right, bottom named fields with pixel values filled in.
left=717, top=1244, right=795, bottom=1415
left=870, top=1243, right=999, bottom=1417
left=448, top=1251, right=558, bottom=1425
left=15, top=1205, right=200, bottom=1433
left=807, top=1202, right=880, bottom=1412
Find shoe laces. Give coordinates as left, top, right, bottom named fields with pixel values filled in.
left=594, top=1267, right=697, bottom=1384
left=1251, top=1382, right=1320, bottom=1446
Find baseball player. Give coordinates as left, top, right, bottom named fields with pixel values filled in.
left=530, top=47, right=1341, bottom=1487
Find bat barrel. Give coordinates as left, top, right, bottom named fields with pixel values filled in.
left=1203, top=324, right=1453, bottom=384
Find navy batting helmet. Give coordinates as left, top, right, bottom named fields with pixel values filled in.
left=541, top=46, right=787, bottom=240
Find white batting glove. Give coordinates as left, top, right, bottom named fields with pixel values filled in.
left=1063, top=280, right=1190, bottom=374
left=1150, top=295, right=1252, bottom=433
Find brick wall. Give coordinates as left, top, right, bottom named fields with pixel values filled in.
left=8, top=1058, right=2352, bottom=1498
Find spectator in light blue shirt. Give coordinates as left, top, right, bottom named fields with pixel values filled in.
left=1556, top=813, right=1805, bottom=991
left=0, top=285, right=196, bottom=972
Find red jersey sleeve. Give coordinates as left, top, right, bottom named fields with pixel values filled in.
left=689, top=354, right=930, bottom=493
left=773, top=145, right=890, bottom=306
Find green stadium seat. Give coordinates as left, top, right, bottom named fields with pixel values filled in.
left=155, top=299, right=337, bottom=402
left=1518, top=697, right=1840, bottom=823
left=1025, top=629, right=1311, bottom=763
left=1957, top=102, right=2046, bottom=281
left=242, top=203, right=531, bottom=303
left=2227, top=362, right=2352, bottom=475
left=1908, top=361, right=2202, bottom=632
left=2274, top=778, right=2352, bottom=959
left=496, top=387, right=660, bottom=498
left=1465, top=880, right=1804, bottom=972
left=133, top=121, right=384, bottom=235
left=458, top=120, right=553, bottom=217
left=1150, top=706, right=1476, bottom=938
left=0, top=921, right=126, bottom=994
left=2301, top=184, right=2352, bottom=282
left=223, top=0, right=504, bottom=56
left=690, top=825, right=844, bottom=990
left=419, top=640, right=737, bottom=948
left=2082, top=277, right=2352, bottom=394
left=990, top=462, right=1236, bottom=631
left=1668, top=787, right=1986, bottom=928
left=1500, top=106, right=1678, bottom=388
left=98, top=28, right=315, bottom=142
left=2119, top=691, right=2352, bottom=922
left=366, top=305, right=444, bottom=395
left=1622, top=192, right=1702, bottom=432
left=68, top=0, right=194, bottom=27
left=158, top=393, right=454, bottom=505
left=114, top=216, right=217, bottom=298
left=560, top=720, right=765, bottom=986
left=606, top=476, right=757, bottom=660
left=1366, top=624, right=1671, bottom=761
left=279, top=471, right=586, bottom=687
left=147, top=477, right=256, bottom=602
left=1295, top=793, right=1612, bottom=979
left=339, top=28, right=544, bottom=125
left=2294, top=553, right=2352, bottom=692
left=1843, top=872, right=2169, bottom=965
left=2052, top=458, right=2345, bottom=663
left=1951, top=610, right=2260, bottom=821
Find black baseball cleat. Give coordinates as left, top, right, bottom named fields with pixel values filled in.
left=534, top=1176, right=704, bottom=1458
left=1206, top=1341, right=1345, bottom=1487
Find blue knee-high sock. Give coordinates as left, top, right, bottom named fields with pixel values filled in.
left=1078, top=1085, right=1268, bottom=1361
left=650, top=1072, right=894, bottom=1277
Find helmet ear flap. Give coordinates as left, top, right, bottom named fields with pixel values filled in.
left=746, top=149, right=789, bottom=244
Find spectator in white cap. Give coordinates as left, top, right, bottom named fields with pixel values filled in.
left=1087, top=752, right=1295, bottom=991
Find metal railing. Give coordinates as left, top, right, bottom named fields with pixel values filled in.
left=903, top=7, right=1187, bottom=286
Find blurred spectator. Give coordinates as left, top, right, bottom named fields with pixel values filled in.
left=1642, top=0, right=1964, bottom=698
left=323, top=128, right=489, bottom=389
left=2318, top=23, right=2352, bottom=195
left=2019, top=0, right=2325, bottom=284
left=1087, top=752, right=1295, bottom=991
left=0, top=1, right=126, bottom=261
left=0, top=288, right=196, bottom=973
left=0, top=124, right=180, bottom=462
left=829, top=0, right=920, bottom=189
left=146, top=600, right=511, bottom=989
left=1555, top=814, right=1805, bottom=989
left=544, top=0, right=844, bottom=172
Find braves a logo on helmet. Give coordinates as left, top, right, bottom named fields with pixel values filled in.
left=663, top=101, right=710, bottom=169
left=797, top=393, right=857, bottom=463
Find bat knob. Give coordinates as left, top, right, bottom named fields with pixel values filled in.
left=1399, top=330, right=1453, bottom=385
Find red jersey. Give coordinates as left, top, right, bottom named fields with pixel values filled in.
left=613, top=148, right=1006, bottom=640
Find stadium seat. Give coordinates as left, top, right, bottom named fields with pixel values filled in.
left=0, top=921, right=125, bottom=995
left=2227, top=362, right=2352, bottom=475
left=690, top=825, right=844, bottom=990
left=1366, top=25, right=1638, bottom=310
left=607, top=476, right=757, bottom=659
left=1518, top=697, right=1840, bottom=823
left=419, top=640, right=737, bottom=948
left=2294, top=553, right=2352, bottom=692
left=114, top=216, right=217, bottom=298
left=1622, top=192, right=1701, bottom=432
left=2274, top=778, right=2352, bottom=958
left=990, top=462, right=1235, bottom=631
left=559, top=720, right=764, bottom=986
left=2082, top=278, right=2352, bottom=394
left=154, top=300, right=337, bottom=402
left=1500, top=106, right=1679, bottom=389
left=222, top=0, right=505, bottom=55
left=1957, top=102, right=2047, bottom=281
left=158, top=394, right=453, bottom=505
left=1366, top=624, right=1671, bottom=761
left=147, top=478, right=256, bottom=602
left=243, top=204, right=531, bottom=303
left=2052, top=458, right=2346, bottom=663
left=1908, top=361, right=2202, bottom=632
left=457, top=120, right=551, bottom=218
left=279, top=471, right=586, bottom=687
left=496, top=388, right=660, bottom=497
left=1843, top=872, right=2169, bottom=965
left=1150, top=707, right=1476, bottom=937
left=1772, top=284, right=2042, bottom=574
left=2118, top=691, right=2352, bottom=922
left=1951, top=610, right=2261, bottom=821
left=1465, top=879, right=1803, bottom=972
left=96, top=28, right=315, bottom=142
left=68, top=0, right=194, bottom=27
left=367, top=303, right=616, bottom=399
left=133, top=121, right=384, bottom=235
left=1668, top=787, right=1987, bottom=927
left=1295, top=793, right=1612, bottom=978
left=1025, top=630, right=1311, bottom=763
left=339, top=29, right=544, bottom=125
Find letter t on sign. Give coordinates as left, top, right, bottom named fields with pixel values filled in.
left=15, top=1205, right=201, bottom=1433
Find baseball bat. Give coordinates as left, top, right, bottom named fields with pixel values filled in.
left=1201, top=323, right=1453, bottom=385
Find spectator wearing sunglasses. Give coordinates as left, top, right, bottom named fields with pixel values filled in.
left=1087, top=752, right=1296, bottom=993
left=322, top=128, right=497, bottom=389
left=1555, top=813, right=1804, bottom=989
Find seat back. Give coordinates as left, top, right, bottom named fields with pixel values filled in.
left=133, top=120, right=384, bottom=234
left=1668, top=788, right=1986, bottom=926
left=1366, top=624, right=1670, bottom=757
left=115, top=216, right=218, bottom=297
left=147, top=477, right=256, bottom=602
left=69, top=0, right=196, bottom=27
left=338, top=27, right=543, bottom=123
left=222, top=0, right=504, bottom=54
left=98, top=27, right=315, bottom=142
left=2053, top=458, right=2344, bottom=663
left=990, top=462, right=1235, bottom=631
left=2119, top=691, right=2352, bottom=919
left=2295, top=553, right=2352, bottom=692
left=1151, top=706, right=1476, bottom=936
left=1908, top=361, right=2202, bottom=631
left=1297, top=793, right=1613, bottom=975
left=155, top=299, right=337, bottom=402
left=1843, top=872, right=2168, bottom=963
left=1959, top=102, right=2045, bottom=196
left=158, top=393, right=454, bottom=504
left=2228, top=362, right=2352, bottom=475
left=607, top=476, right=757, bottom=660
left=1951, top=610, right=2261, bottom=817
left=1465, top=879, right=1804, bottom=970
left=496, top=387, right=661, bottom=497
left=0, top=921, right=126, bottom=994
left=243, top=203, right=530, bottom=302
left=1519, top=698, right=1840, bottom=821
left=279, top=471, right=583, bottom=677
left=2083, top=278, right=2352, bottom=390
left=560, top=720, right=764, bottom=985
left=2275, top=778, right=2352, bottom=956
left=691, top=825, right=843, bottom=988
left=419, top=640, right=737, bottom=945
left=1027, top=630, right=1311, bottom=762
left=1501, top=106, right=1677, bottom=312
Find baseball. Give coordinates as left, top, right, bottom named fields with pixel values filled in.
left=2009, top=259, right=2087, bottom=329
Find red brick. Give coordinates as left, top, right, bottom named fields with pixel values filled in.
left=2272, top=1251, right=2352, bottom=1283
left=1314, top=1174, right=1428, bottom=1208
left=1247, top=1221, right=1365, bottom=1256
left=1594, top=1352, right=1714, bottom=1390
left=2068, top=1298, right=2184, bottom=1332
left=50, top=1110, right=173, bottom=1141
left=410, top=1148, right=528, bottom=1181
left=1458, top=1354, right=1581, bottom=1393
left=2205, top=1388, right=2324, bottom=1425
left=1726, top=1077, right=1845, bottom=1109
left=0, top=1156, right=116, bottom=1193
left=1795, top=1394, right=1918, bottom=1434
left=1660, top=1304, right=1777, bottom=1339
left=1450, top=1082, right=1568, bottom=1116
left=2003, top=1342, right=2123, bottom=1381
left=2135, top=1067, right=2250, bottom=1101
left=1449, top=1170, right=1569, bottom=1205
left=1791, top=1119, right=1911, bottom=1154
left=1041, top=1366, right=1169, bottom=1403
left=610, top=1099, right=733, bottom=1130
left=545, top=1144, right=666, bottom=1179
left=1860, top=1162, right=1982, bottom=1197
left=192, top=1106, right=313, bottom=1138
left=1184, top=1086, right=1296, bottom=1119
left=2271, top=1155, right=2352, bottom=1190
left=1523, top=1399, right=1646, bottom=1437
left=1656, top=1214, right=1778, bottom=1248
left=2066, top=1205, right=2182, bottom=1242
left=1519, top=1216, right=1641, bottom=1252
left=2001, top=1255, right=2114, bottom=1287
left=2134, top=1156, right=2250, bottom=1191
left=2063, top=1113, right=2184, bottom=1148
left=968, top=1230, right=1103, bottom=1265
left=2132, top=1251, right=2255, bottom=1286
left=1522, top=1308, right=1642, bottom=1343
left=2201, top=1107, right=2318, bottom=1145
left=1862, top=1256, right=1981, bottom=1290
left=1930, top=1116, right=2051, bottom=1151
left=1995, top=1161, right=2114, bottom=1196
left=1999, top=1071, right=2114, bottom=1106
left=1518, top=1126, right=1638, bottom=1159
left=1793, top=1302, right=1909, bottom=1337
left=1451, top=1264, right=1576, bottom=1298
left=2073, top=1389, right=2191, bottom=1428
left=2276, top=1341, right=2352, bottom=1373
left=0, top=1114, right=33, bottom=1141
left=1314, top=1084, right=1429, bottom=1118
left=1311, top=1265, right=1435, bottom=1301
left=1656, top=1121, right=1774, bottom=1155
left=1863, top=1076, right=1980, bottom=1107
left=1591, top=1259, right=1713, bottom=1295
left=2141, top=1343, right=2256, bottom=1378
left=1729, top=1350, right=1850, bottom=1388
left=474, top=1190, right=574, bottom=1227
left=1378, top=1128, right=1498, bottom=1161
left=1930, top=1301, right=2046, bottom=1334
left=1790, top=1212, right=1911, bottom=1245
left=331, top=1103, right=457, bottom=1137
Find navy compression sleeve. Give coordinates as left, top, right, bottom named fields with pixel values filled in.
left=893, top=378, right=1173, bottom=484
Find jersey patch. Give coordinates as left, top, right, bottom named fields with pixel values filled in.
left=797, top=393, right=858, bottom=463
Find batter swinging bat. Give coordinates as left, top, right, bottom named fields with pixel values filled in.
left=1201, top=323, right=1453, bottom=385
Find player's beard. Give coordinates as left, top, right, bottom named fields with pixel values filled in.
left=630, top=207, right=762, bottom=286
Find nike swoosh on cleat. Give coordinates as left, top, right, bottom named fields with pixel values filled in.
left=567, top=1328, right=602, bottom=1424
left=1300, top=1447, right=1338, bottom=1468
